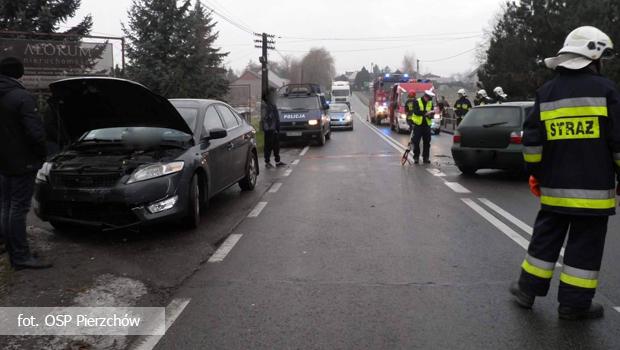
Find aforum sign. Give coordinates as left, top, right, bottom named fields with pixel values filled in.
left=0, top=38, right=114, bottom=90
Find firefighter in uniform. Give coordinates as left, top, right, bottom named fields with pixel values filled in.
left=454, top=89, right=472, bottom=126
left=510, top=26, right=620, bottom=320
left=409, top=90, right=435, bottom=164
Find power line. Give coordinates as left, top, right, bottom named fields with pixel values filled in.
left=277, top=31, right=483, bottom=42
left=200, top=1, right=255, bottom=34
left=420, top=47, right=478, bottom=63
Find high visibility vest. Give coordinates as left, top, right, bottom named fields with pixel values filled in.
left=411, top=98, right=433, bottom=126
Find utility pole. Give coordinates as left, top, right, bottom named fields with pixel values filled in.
left=254, top=32, right=276, bottom=100
left=416, top=59, right=420, bottom=80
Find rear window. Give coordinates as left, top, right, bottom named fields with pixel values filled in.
left=460, top=107, right=522, bottom=127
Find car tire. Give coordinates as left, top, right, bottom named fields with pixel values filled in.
left=458, top=166, right=477, bottom=175
left=325, top=129, right=331, bottom=140
left=183, top=174, right=201, bottom=229
left=239, top=152, right=258, bottom=191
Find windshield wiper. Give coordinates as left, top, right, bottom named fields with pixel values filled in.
left=80, top=138, right=123, bottom=143
left=482, top=122, right=508, bottom=128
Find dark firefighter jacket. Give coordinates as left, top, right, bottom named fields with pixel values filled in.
left=454, top=97, right=472, bottom=117
left=522, top=68, right=620, bottom=216
left=0, top=75, right=47, bottom=175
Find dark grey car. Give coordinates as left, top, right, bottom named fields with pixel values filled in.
left=451, top=102, right=534, bottom=175
left=35, top=77, right=258, bottom=231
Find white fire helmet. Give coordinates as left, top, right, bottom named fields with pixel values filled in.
left=545, top=26, right=614, bottom=70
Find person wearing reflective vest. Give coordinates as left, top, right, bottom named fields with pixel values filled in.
left=510, top=26, right=620, bottom=320
left=453, top=89, right=472, bottom=126
left=410, top=90, right=435, bottom=164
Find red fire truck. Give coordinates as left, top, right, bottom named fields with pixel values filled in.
left=368, top=73, right=410, bottom=125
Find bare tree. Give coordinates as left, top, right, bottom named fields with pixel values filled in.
left=402, top=52, right=416, bottom=75
left=297, top=47, right=336, bottom=89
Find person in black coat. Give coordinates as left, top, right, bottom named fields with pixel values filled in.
left=260, top=87, right=285, bottom=168
left=0, top=57, right=52, bottom=270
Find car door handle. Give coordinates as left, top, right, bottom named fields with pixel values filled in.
left=227, top=142, right=234, bottom=151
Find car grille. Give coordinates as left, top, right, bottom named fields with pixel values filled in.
left=47, top=201, right=138, bottom=226
left=50, top=173, right=121, bottom=188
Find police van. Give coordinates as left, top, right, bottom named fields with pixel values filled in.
left=276, top=84, right=332, bottom=146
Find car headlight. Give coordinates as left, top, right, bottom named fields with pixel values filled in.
left=36, top=162, right=53, bottom=182
left=308, top=119, right=319, bottom=126
left=127, top=161, right=184, bottom=184
left=345, top=113, right=352, bottom=121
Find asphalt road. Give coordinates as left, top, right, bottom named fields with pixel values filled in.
left=139, top=94, right=620, bottom=349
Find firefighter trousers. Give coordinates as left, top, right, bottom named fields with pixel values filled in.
left=412, top=125, right=431, bottom=161
left=519, top=210, right=608, bottom=308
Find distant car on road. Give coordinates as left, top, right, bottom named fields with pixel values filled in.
left=329, top=103, right=354, bottom=130
left=35, top=77, right=259, bottom=231
left=451, top=102, right=534, bottom=175
left=276, top=84, right=331, bottom=146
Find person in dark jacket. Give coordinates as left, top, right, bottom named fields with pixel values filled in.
left=453, top=89, right=472, bottom=126
left=510, top=26, right=619, bottom=320
left=0, top=57, right=52, bottom=270
left=261, top=87, right=285, bottom=168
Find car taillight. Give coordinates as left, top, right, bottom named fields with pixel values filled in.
left=510, top=131, right=522, bottom=144
left=453, top=133, right=461, bottom=143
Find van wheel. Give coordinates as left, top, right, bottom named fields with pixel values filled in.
left=318, top=130, right=326, bottom=146
left=458, top=166, right=477, bottom=176
left=325, top=130, right=331, bottom=140
left=239, top=153, right=258, bottom=191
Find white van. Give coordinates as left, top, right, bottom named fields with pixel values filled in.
left=331, top=81, right=351, bottom=106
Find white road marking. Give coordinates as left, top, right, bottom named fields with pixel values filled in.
left=357, top=115, right=407, bottom=153
left=248, top=202, right=268, bottom=218
left=478, top=198, right=533, bottom=235
left=462, top=198, right=530, bottom=250
left=426, top=168, right=446, bottom=177
left=444, top=182, right=471, bottom=194
left=208, top=234, right=243, bottom=263
left=292, top=159, right=300, bottom=165
left=299, top=146, right=310, bottom=156
left=131, top=298, right=191, bottom=350
left=268, top=182, right=282, bottom=193
left=614, top=307, right=620, bottom=313
left=283, top=169, right=293, bottom=177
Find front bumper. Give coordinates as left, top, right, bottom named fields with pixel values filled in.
left=280, top=128, right=323, bottom=139
left=330, top=119, right=353, bottom=129
left=451, top=145, right=524, bottom=170
left=34, top=172, right=190, bottom=230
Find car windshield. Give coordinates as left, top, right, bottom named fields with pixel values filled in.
left=277, top=96, right=320, bottom=110
left=80, top=127, right=193, bottom=148
left=329, top=104, right=349, bottom=113
left=175, top=107, right=199, bottom=130
left=460, top=106, right=523, bottom=127
left=332, top=89, right=349, bottom=96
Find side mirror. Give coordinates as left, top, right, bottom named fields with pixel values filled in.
left=351, top=111, right=356, bottom=115
left=204, top=128, right=227, bottom=141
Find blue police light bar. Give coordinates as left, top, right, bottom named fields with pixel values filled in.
left=385, top=73, right=390, bottom=78
left=404, top=74, right=409, bottom=78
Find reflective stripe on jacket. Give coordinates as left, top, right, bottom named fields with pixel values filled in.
left=522, top=68, right=620, bottom=215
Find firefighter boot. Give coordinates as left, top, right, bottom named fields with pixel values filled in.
left=558, top=302, right=604, bottom=320
left=510, top=281, right=535, bottom=309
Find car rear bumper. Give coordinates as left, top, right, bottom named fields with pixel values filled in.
left=451, top=145, right=524, bottom=170
left=34, top=172, right=190, bottom=230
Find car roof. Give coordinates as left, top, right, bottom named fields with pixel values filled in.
left=169, top=99, right=223, bottom=108
left=475, top=101, right=534, bottom=108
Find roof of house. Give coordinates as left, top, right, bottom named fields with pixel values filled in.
left=235, top=69, right=289, bottom=88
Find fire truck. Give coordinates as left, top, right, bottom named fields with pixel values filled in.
left=388, top=80, right=435, bottom=133
left=368, top=73, right=410, bottom=125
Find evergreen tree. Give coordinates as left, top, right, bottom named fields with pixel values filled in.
left=0, top=0, right=92, bottom=36
left=174, top=1, right=228, bottom=98
left=354, top=66, right=371, bottom=91
left=123, top=0, right=229, bottom=99
left=480, top=1, right=620, bottom=99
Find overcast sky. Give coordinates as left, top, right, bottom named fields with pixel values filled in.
left=66, top=0, right=506, bottom=77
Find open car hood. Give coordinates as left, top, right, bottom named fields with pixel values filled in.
left=49, top=77, right=193, bottom=141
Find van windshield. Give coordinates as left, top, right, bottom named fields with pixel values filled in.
left=332, top=90, right=349, bottom=97
left=277, top=96, right=320, bottom=110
